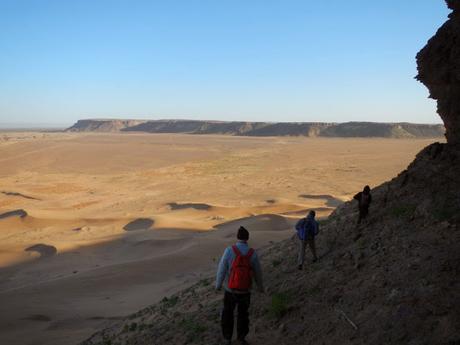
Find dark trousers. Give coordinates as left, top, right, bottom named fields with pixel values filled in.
left=358, top=206, right=369, bottom=224
left=221, top=291, right=251, bottom=340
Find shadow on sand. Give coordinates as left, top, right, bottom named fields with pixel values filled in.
left=1, top=191, right=41, bottom=201
left=123, top=218, right=155, bottom=231
left=25, top=244, right=57, bottom=258
left=298, top=194, right=344, bottom=207
left=167, top=202, right=211, bottom=211
left=0, top=209, right=28, bottom=220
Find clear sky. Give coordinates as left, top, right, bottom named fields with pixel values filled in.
left=0, top=0, right=450, bottom=127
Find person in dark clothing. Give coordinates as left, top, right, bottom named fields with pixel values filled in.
left=295, top=210, right=319, bottom=269
left=354, top=185, right=372, bottom=224
left=215, top=226, right=264, bottom=345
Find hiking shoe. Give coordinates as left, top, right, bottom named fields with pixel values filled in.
left=223, top=339, right=232, bottom=345
left=238, top=339, right=250, bottom=345
left=297, top=264, right=303, bottom=270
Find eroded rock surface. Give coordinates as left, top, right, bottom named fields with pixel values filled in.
left=417, top=0, right=460, bottom=145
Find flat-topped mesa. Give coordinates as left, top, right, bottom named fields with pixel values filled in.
left=66, top=119, right=445, bottom=138
left=416, top=0, right=460, bottom=145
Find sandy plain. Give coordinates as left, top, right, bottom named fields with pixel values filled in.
left=0, top=132, right=438, bottom=345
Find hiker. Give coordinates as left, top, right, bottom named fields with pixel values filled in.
left=215, top=226, right=264, bottom=345
left=354, top=185, right=372, bottom=224
left=295, top=210, right=319, bottom=269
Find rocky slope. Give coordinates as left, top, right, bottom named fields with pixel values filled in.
left=79, top=2, right=459, bottom=344
left=66, top=119, right=445, bottom=138
left=80, top=142, right=460, bottom=345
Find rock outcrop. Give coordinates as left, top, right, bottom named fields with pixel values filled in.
left=66, top=119, right=445, bottom=138
left=416, top=0, right=460, bottom=145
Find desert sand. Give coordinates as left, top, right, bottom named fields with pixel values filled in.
left=0, top=132, right=438, bottom=345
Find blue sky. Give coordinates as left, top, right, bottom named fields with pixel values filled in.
left=0, top=0, right=450, bottom=127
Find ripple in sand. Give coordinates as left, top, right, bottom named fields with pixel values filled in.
left=167, top=202, right=211, bottom=211
left=0, top=209, right=28, bottom=220
left=123, top=218, right=154, bottom=231
left=25, top=244, right=57, bottom=258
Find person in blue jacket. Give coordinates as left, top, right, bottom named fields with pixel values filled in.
left=215, top=226, right=264, bottom=345
left=295, top=210, right=319, bottom=269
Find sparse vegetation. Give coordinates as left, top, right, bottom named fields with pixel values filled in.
left=318, top=217, right=331, bottom=226
left=161, top=295, right=179, bottom=308
left=391, top=204, right=416, bottom=219
left=198, top=278, right=211, bottom=287
left=129, top=322, right=137, bottom=332
left=268, top=292, right=291, bottom=319
left=272, top=259, right=282, bottom=267
left=307, top=285, right=321, bottom=296
left=433, top=205, right=456, bottom=222
left=179, top=317, right=207, bottom=342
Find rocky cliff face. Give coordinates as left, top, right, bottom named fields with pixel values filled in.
left=66, top=119, right=445, bottom=138
left=416, top=0, right=460, bottom=145
left=67, top=119, right=147, bottom=132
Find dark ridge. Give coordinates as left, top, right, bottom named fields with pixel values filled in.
left=66, top=119, right=445, bottom=138
left=167, top=202, right=212, bottom=211
left=123, top=218, right=155, bottom=231
left=0, top=209, right=28, bottom=220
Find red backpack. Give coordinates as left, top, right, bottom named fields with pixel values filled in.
left=228, top=245, right=254, bottom=290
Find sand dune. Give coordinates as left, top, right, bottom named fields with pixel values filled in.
left=0, top=132, right=438, bottom=345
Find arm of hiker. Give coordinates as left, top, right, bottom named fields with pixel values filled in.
left=251, top=252, right=265, bottom=293
left=315, top=220, right=319, bottom=235
left=215, top=248, right=230, bottom=290
left=353, top=192, right=361, bottom=201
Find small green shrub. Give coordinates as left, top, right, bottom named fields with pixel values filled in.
left=198, top=278, right=210, bottom=287
left=307, top=285, right=321, bottom=295
left=102, top=335, right=112, bottom=345
left=391, top=205, right=416, bottom=219
left=269, top=292, right=290, bottom=319
left=433, top=206, right=456, bottom=222
left=318, top=218, right=331, bottom=226
left=272, top=259, right=282, bottom=267
left=129, top=322, right=137, bottom=332
left=161, top=295, right=179, bottom=308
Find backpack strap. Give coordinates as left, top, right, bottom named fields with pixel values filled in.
left=232, top=245, right=254, bottom=258
left=232, top=245, right=241, bottom=256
